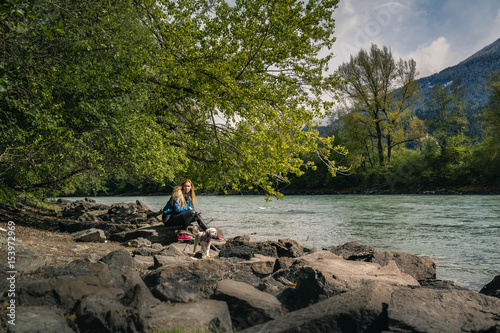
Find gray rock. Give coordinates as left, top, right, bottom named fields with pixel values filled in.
left=132, top=247, right=161, bottom=257
left=214, top=279, right=283, bottom=330
left=18, top=276, right=122, bottom=308
left=44, top=259, right=111, bottom=278
left=133, top=255, right=155, bottom=270
left=9, top=307, right=74, bottom=333
left=0, top=254, right=47, bottom=276
left=108, top=202, right=138, bottom=215
left=480, top=274, right=500, bottom=299
left=74, top=294, right=145, bottom=333
left=143, top=260, right=235, bottom=303
left=241, top=281, right=395, bottom=333
left=153, top=254, right=193, bottom=268
left=235, top=254, right=276, bottom=275
left=146, top=300, right=233, bottom=332
left=108, top=265, right=160, bottom=313
left=143, top=257, right=273, bottom=303
left=387, top=287, right=500, bottom=332
left=219, top=238, right=278, bottom=259
left=77, top=212, right=103, bottom=222
left=280, top=251, right=419, bottom=311
left=326, top=241, right=437, bottom=282
left=71, top=228, right=106, bottom=243
left=243, top=282, right=500, bottom=333
left=100, top=249, right=136, bottom=269
left=372, top=250, right=436, bottom=282
left=268, top=238, right=304, bottom=258
left=113, top=224, right=177, bottom=243
left=325, top=241, right=377, bottom=261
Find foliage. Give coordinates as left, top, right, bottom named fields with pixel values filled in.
left=335, top=44, right=423, bottom=168
left=0, top=0, right=343, bottom=201
left=472, top=71, right=500, bottom=185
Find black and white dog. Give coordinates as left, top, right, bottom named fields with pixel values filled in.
left=193, top=227, right=218, bottom=257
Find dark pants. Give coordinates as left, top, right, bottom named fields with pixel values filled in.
left=163, top=210, right=208, bottom=231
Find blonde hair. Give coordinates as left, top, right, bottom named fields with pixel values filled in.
left=171, top=179, right=195, bottom=209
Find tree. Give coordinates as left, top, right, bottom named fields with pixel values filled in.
left=336, top=44, right=423, bottom=167
left=475, top=71, right=500, bottom=184
left=0, top=0, right=343, bottom=202
left=424, top=79, right=469, bottom=159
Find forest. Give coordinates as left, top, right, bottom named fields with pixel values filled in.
left=1, top=0, right=500, bottom=203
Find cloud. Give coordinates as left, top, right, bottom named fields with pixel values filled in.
left=405, top=37, right=451, bottom=77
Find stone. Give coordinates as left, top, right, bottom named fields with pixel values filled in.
left=108, top=203, right=138, bottom=215
left=387, top=286, right=500, bottom=332
left=372, top=250, right=436, bottom=282
left=241, top=281, right=395, bottom=333
left=280, top=251, right=419, bottom=311
left=44, top=259, right=111, bottom=278
left=0, top=253, right=47, bottom=276
left=18, top=276, right=122, bottom=308
left=146, top=300, right=233, bottom=332
left=268, top=238, right=304, bottom=258
left=153, top=254, right=193, bottom=268
left=219, top=238, right=278, bottom=259
left=325, top=241, right=377, bottom=261
left=143, top=260, right=235, bottom=303
left=113, top=224, right=177, bottom=243
left=237, top=254, right=276, bottom=275
left=133, top=255, right=155, bottom=270
left=480, top=274, right=500, bottom=299
left=9, top=307, right=74, bottom=333
left=71, top=228, right=106, bottom=243
left=73, top=294, right=145, bottom=333
left=326, top=241, right=437, bottom=282
left=100, top=248, right=136, bottom=268
left=214, top=279, right=283, bottom=330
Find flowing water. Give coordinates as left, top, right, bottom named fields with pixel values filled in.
left=69, top=194, right=500, bottom=290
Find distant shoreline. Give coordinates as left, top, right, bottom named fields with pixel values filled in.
left=60, top=186, right=500, bottom=198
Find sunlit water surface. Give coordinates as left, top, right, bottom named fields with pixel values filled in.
left=67, top=194, right=500, bottom=290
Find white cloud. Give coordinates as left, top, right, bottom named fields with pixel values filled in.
left=404, top=37, right=451, bottom=78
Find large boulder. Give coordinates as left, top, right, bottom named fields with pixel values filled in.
left=326, top=241, right=436, bottom=282
left=219, top=237, right=278, bottom=259
left=214, top=279, right=283, bottom=331
left=386, top=287, right=500, bottom=332
left=480, top=274, right=500, bottom=299
left=267, top=238, right=304, bottom=258
left=241, top=282, right=500, bottom=333
left=73, top=294, right=145, bottom=333
left=279, top=250, right=419, bottom=311
left=143, top=254, right=282, bottom=303
left=241, top=281, right=395, bottom=333
left=9, top=307, right=75, bottom=333
left=18, top=276, right=122, bottom=308
left=143, top=260, right=237, bottom=303
left=146, top=300, right=233, bottom=332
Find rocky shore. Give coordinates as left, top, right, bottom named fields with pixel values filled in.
left=1, top=198, right=499, bottom=332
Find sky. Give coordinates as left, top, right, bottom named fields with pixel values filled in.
left=329, top=0, right=500, bottom=78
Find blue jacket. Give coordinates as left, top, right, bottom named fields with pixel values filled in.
left=163, top=196, right=194, bottom=215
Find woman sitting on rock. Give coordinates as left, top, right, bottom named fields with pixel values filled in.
left=162, top=179, right=210, bottom=240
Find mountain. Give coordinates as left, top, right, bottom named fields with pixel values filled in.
left=415, top=37, right=500, bottom=109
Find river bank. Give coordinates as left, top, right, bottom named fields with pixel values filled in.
left=1, top=198, right=499, bottom=332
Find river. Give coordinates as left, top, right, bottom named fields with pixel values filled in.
left=68, top=194, right=500, bottom=291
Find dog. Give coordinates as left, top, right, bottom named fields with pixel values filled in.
left=193, top=227, right=218, bottom=257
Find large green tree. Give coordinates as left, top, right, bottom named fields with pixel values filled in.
left=336, top=44, right=423, bottom=167
left=0, top=0, right=342, bottom=202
